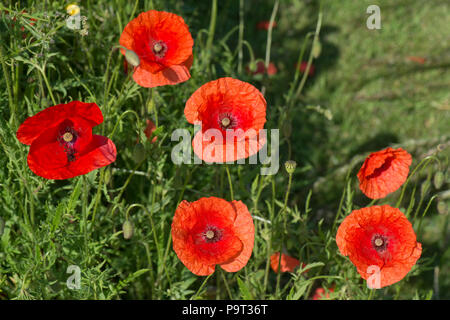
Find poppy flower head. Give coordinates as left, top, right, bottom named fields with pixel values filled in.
left=357, top=147, right=412, bottom=199
left=171, top=197, right=254, bottom=276
left=257, top=20, right=277, bottom=30
left=336, top=205, right=422, bottom=288
left=297, top=61, right=315, bottom=76
left=16, top=101, right=116, bottom=180
left=270, top=252, right=305, bottom=273
left=184, top=77, right=267, bottom=163
left=247, top=61, right=277, bottom=76
left=312, top=287, right=335, bottom=300
left=144, top=119, right=157, bottom=143
left=119, top=10, right=194, bottom=88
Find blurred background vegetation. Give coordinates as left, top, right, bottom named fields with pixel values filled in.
left=0, top=0, right=448, bottom=299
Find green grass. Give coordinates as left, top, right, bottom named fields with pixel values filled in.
left=0, top=0, right=449, bottom=300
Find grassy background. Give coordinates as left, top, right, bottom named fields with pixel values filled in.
left=0, top=0, right=449, bottom=299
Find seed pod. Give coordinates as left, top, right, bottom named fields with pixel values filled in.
left=133, top=143, right=146, bottom=163
left=437, top=199, right=448, bottom=215
left=122, top=220, right=134, bottom=239
left=285, top=160, right=297, bottom=174
left=433, top=171, right=445, bottom=189
left=125, top=49, right=140, bottom=68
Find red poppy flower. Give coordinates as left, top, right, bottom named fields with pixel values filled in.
left=247, top=61, right=277, bottom=76
left=296, top=61, right=315, bottom=76
left=171, top=197, right=255, bottom=276
left=336, top=205, right=422, bottom=288
left=256, top=20, right=277, bottom=30
left=2, top=10, right=36, bottom=39
left=184, top=77, right=267, bottom=163
left=144, top=119, right=157, bottom=143
left=270, top=252, right=306, bottom=273
left=16, top=101, right=117, bottom=180
left=357, top=147, right=412, bottom=199
left=119, top=10, right=194, bottom=88
left=312, top=287, right=334, bottom=300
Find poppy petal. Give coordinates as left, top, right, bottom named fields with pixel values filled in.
left=17, top=101, right=103, bottom=145
left=220, top=200, right=255, bottom=272
left=28, top=134, right=116, bottom=180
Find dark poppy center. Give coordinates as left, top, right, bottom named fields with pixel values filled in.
left=58, top=126, right=78, bottom=162
left=152, top=40, right=167, bottom=58
left=202, top=226, right=223, bottom=243
left=372, top=234, right=388, bottom=252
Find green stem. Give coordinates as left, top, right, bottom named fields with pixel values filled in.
left=237, top=0, right=244, bottom=74
left=220, top=269, right=233, bottom=299
left=205, top=0, right=218, bottom=68
left=225, top=165, right=234, bottom=201
left=190, top=274, right=213, bottom=300
left=0, top=44, right=15, bottom=125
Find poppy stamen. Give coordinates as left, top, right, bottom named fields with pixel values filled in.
left=152, top=41, right=167, bottom=58
left=63, top=132, right=73, bottom=142
left=372, top=234, right=388, bottom=252
left=202, top=226, right=223, bottom=243
left=221, top=117, right=231, bottom=128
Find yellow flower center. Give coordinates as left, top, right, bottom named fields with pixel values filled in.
left=205, top=230, right=215, bottom=240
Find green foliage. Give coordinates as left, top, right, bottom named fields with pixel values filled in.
left=0, top=0, right=448, bottom=300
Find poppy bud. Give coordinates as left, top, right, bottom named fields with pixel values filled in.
left=285, top=160, right=297, bottom=174
left=312, top=40, right=322, bottom=59
left=133, top=143, right=146, bottom=163
left=437, top=199, right=448, bottom=215
left=122, top=220, right=134, bottom=239
left=125, top=49, right=140, bottom=68
left=433, top=171, right=445, bottom=189
left=421, top=180, right=430, bottom=198
left=103, top=168, right=112, bottom=185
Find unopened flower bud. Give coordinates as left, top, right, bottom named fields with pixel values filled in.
left=433, top=171, right=445, bottom=190
left=125, top=49, right=140, bottom=68
left=122, top=220, right=134, bottom=239
left=285, top=160, right=297, bottom=174
left=437, top=199, right=448, bottom=215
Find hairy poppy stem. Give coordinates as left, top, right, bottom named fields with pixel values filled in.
left=237, top=0, right=244, bottom=74
left=220, top=268, right=233, bottom=299
left=190, top=274, right=213, bottom=300
left=225, top=165, right=234, bottom=201
left=0, top=43, right=15, bottom=126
